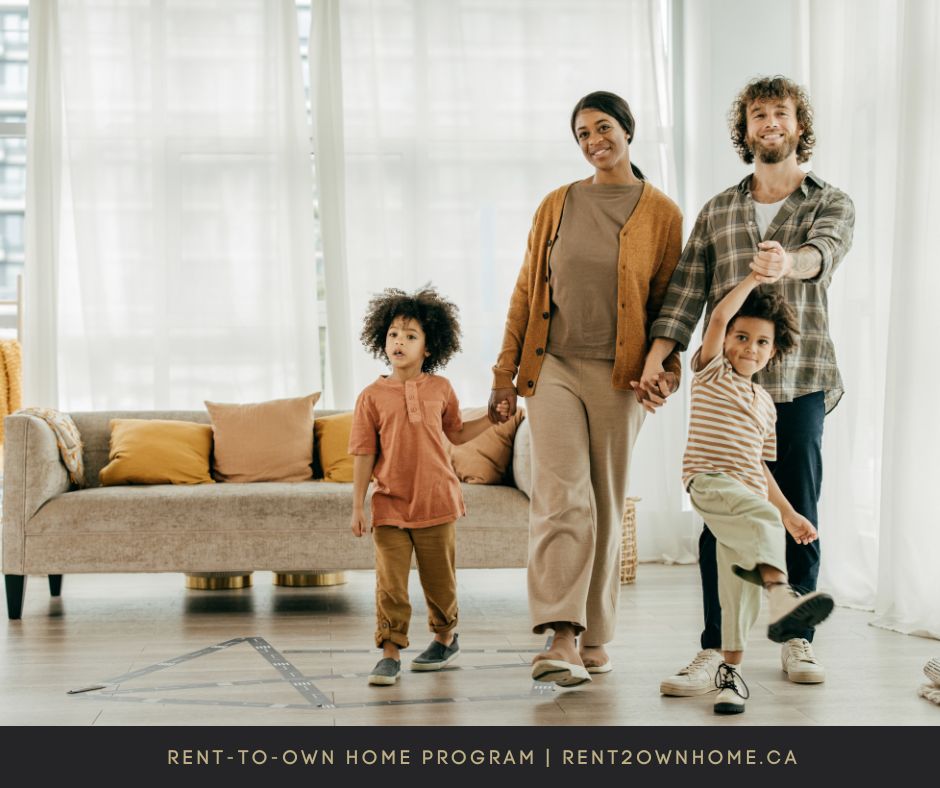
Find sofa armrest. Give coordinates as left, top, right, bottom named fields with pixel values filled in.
left=2, top=414, right=71, bottom=573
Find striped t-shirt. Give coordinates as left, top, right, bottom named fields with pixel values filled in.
left=682, top=351, right=777, bottom=497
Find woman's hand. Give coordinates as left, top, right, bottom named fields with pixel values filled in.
left=488, top=387, right=517, bottom=423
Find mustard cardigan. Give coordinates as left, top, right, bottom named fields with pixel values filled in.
left=492, top=179, right=683, bottom=395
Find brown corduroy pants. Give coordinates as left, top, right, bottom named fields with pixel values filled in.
left=372, top=521, right=458, bottom=648
left=527, top=354, right=645, bottom=645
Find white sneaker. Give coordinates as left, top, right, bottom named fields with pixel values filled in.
left=918, top=683, right=940, bottom=705
left=923, top=658, right=940, bottom=686
left=713, top=663, right=749, bottom=715
left=781, top=638, right=826, bottom=684
left=660, top=649, right=723, bottom=696
left=766, top=585, right=834, bottom=643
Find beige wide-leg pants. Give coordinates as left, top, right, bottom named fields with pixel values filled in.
left=526, top=353, right=645, bottom=645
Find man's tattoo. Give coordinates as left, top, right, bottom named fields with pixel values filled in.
left=790, top=247, right=822, bottom=279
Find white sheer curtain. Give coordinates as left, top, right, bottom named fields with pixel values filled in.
left=25, top=0, right=320, bottom=410
left=808, top=0, right=940, bottom=635
left=311, top=0, right=694, bottom=562
left=805, top=0, right=898, bottom=609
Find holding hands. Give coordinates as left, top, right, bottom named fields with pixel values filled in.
left=749, top=241, right=792, bottom=284
left=488, top=388, right=517, bottom=424
left=630, top=357, right=679, bottom=414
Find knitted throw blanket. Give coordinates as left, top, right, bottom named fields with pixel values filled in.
left=15, top=407, right=86, bottom=488
left=0, top=338, right=22, bottom=445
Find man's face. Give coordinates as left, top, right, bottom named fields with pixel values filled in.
left=745, top=97, right=803, bottom=164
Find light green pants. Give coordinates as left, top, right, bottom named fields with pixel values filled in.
left=688, top=473, right=788, bottom=651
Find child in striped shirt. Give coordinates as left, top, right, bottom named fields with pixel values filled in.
left=681, top=272, right=834, bottom=715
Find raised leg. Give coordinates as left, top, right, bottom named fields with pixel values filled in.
left=5, top=574, right=26, bottom=620
left=49, top=575, right=63, bottom=597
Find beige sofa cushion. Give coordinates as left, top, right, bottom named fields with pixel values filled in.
left=99, top=419, right=214, bottom=486
left=205, top=394, right=319, bottom=482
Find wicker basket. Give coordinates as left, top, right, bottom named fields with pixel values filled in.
left=620, top=496, right=640, bottom=584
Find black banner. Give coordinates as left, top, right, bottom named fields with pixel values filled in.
left=0, top=724, right=933, bottom=786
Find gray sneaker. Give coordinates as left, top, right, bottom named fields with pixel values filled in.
left=410, top=634, right=460, bottom=671
left=368, top=657, right=402, bottom=686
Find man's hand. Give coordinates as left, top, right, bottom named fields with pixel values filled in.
left=350, top=508, right=370, bottom=537
left=781, top=510, right=818, bottom=546
left=749, top=240, right=793, bottom=283
left=488, top=387, right=517, bottom=423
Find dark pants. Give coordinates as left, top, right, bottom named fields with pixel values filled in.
left=700, top=391, right=825, bottom=648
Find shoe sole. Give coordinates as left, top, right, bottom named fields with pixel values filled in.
left=532, top=659, right=592, bottom=687
left=783, top=667, right=825, bottom=684
left=585, top=662, right=613, bottom=675
left=368, top=674, right=401, bottom=686
left=659, top=681, right=718, bottom=697
left=410, top=652, right=459, bottom=672
left=924, top=658, right=940, bottom=685
left=768, top=593, right=835, bottom=643
left=714, top=702, right=745, bottom=715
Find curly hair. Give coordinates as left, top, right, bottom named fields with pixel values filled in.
left=728, top=75, right=815, bottom=165
left=359, top=285, right=462, bottom=374
left=729, top=289, right=800, bottom=366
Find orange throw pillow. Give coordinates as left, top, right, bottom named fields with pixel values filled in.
left=314, top=411, right=355, bottom=482
left=205, top=393, right=319, bottom=482
left=99, top=419, right=214, bottom=486
left=449, top=407, right=525, bottom=484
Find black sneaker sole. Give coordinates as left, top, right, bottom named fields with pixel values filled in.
left=768, top=593, right=835, bottom=643
left=714, top=702, right=745, bottom=715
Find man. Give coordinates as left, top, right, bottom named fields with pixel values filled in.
left=639, top=76, right=854, bottom=693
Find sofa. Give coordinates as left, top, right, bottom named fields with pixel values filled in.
left=2, top=409, right=532, bottom=619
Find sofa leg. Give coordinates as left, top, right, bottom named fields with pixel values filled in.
left=5, top=575, right=26, bottom=620
left=49, top=575, right=63, bottom=597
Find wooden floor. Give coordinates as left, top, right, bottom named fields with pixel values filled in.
left=1, top=564, right=938, bottom=726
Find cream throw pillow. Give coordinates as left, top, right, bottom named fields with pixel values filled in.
left=99, top=419, right=215, bottom=486
left=205, top=393, right=319, bottom=483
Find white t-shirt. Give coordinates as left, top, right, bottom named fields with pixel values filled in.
left=753, top=197, right=787, bottom=238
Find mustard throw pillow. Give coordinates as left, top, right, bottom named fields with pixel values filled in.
left=314, top=411, right=355, bottom=482
left=205, top=393, right=319, bottom=483
left=448, top=407, right=525, bottom=484
left=98, top=419, right=215, bottom=486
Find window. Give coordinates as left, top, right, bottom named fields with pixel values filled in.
left=0, top=1, right=26, bottom=338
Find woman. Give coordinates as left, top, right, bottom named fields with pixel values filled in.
left=488, top=91, right=682, bottom=686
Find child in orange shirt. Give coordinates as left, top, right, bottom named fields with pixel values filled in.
left=348, top=286, right=506, bottom=686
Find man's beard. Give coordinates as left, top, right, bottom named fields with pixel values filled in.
left=749, top=132, right=798, bottom=164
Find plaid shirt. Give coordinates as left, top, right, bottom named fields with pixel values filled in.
left=651, top=171, right=855, bottom=412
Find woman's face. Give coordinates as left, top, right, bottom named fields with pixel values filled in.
left=574, top=109, right=630, bottom=175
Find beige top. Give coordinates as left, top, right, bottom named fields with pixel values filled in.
left=547, top=181, right=643, bottom=359
left=348, top=374, right=466, bottom=528
left=682, top=351, right=777, bottom=497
